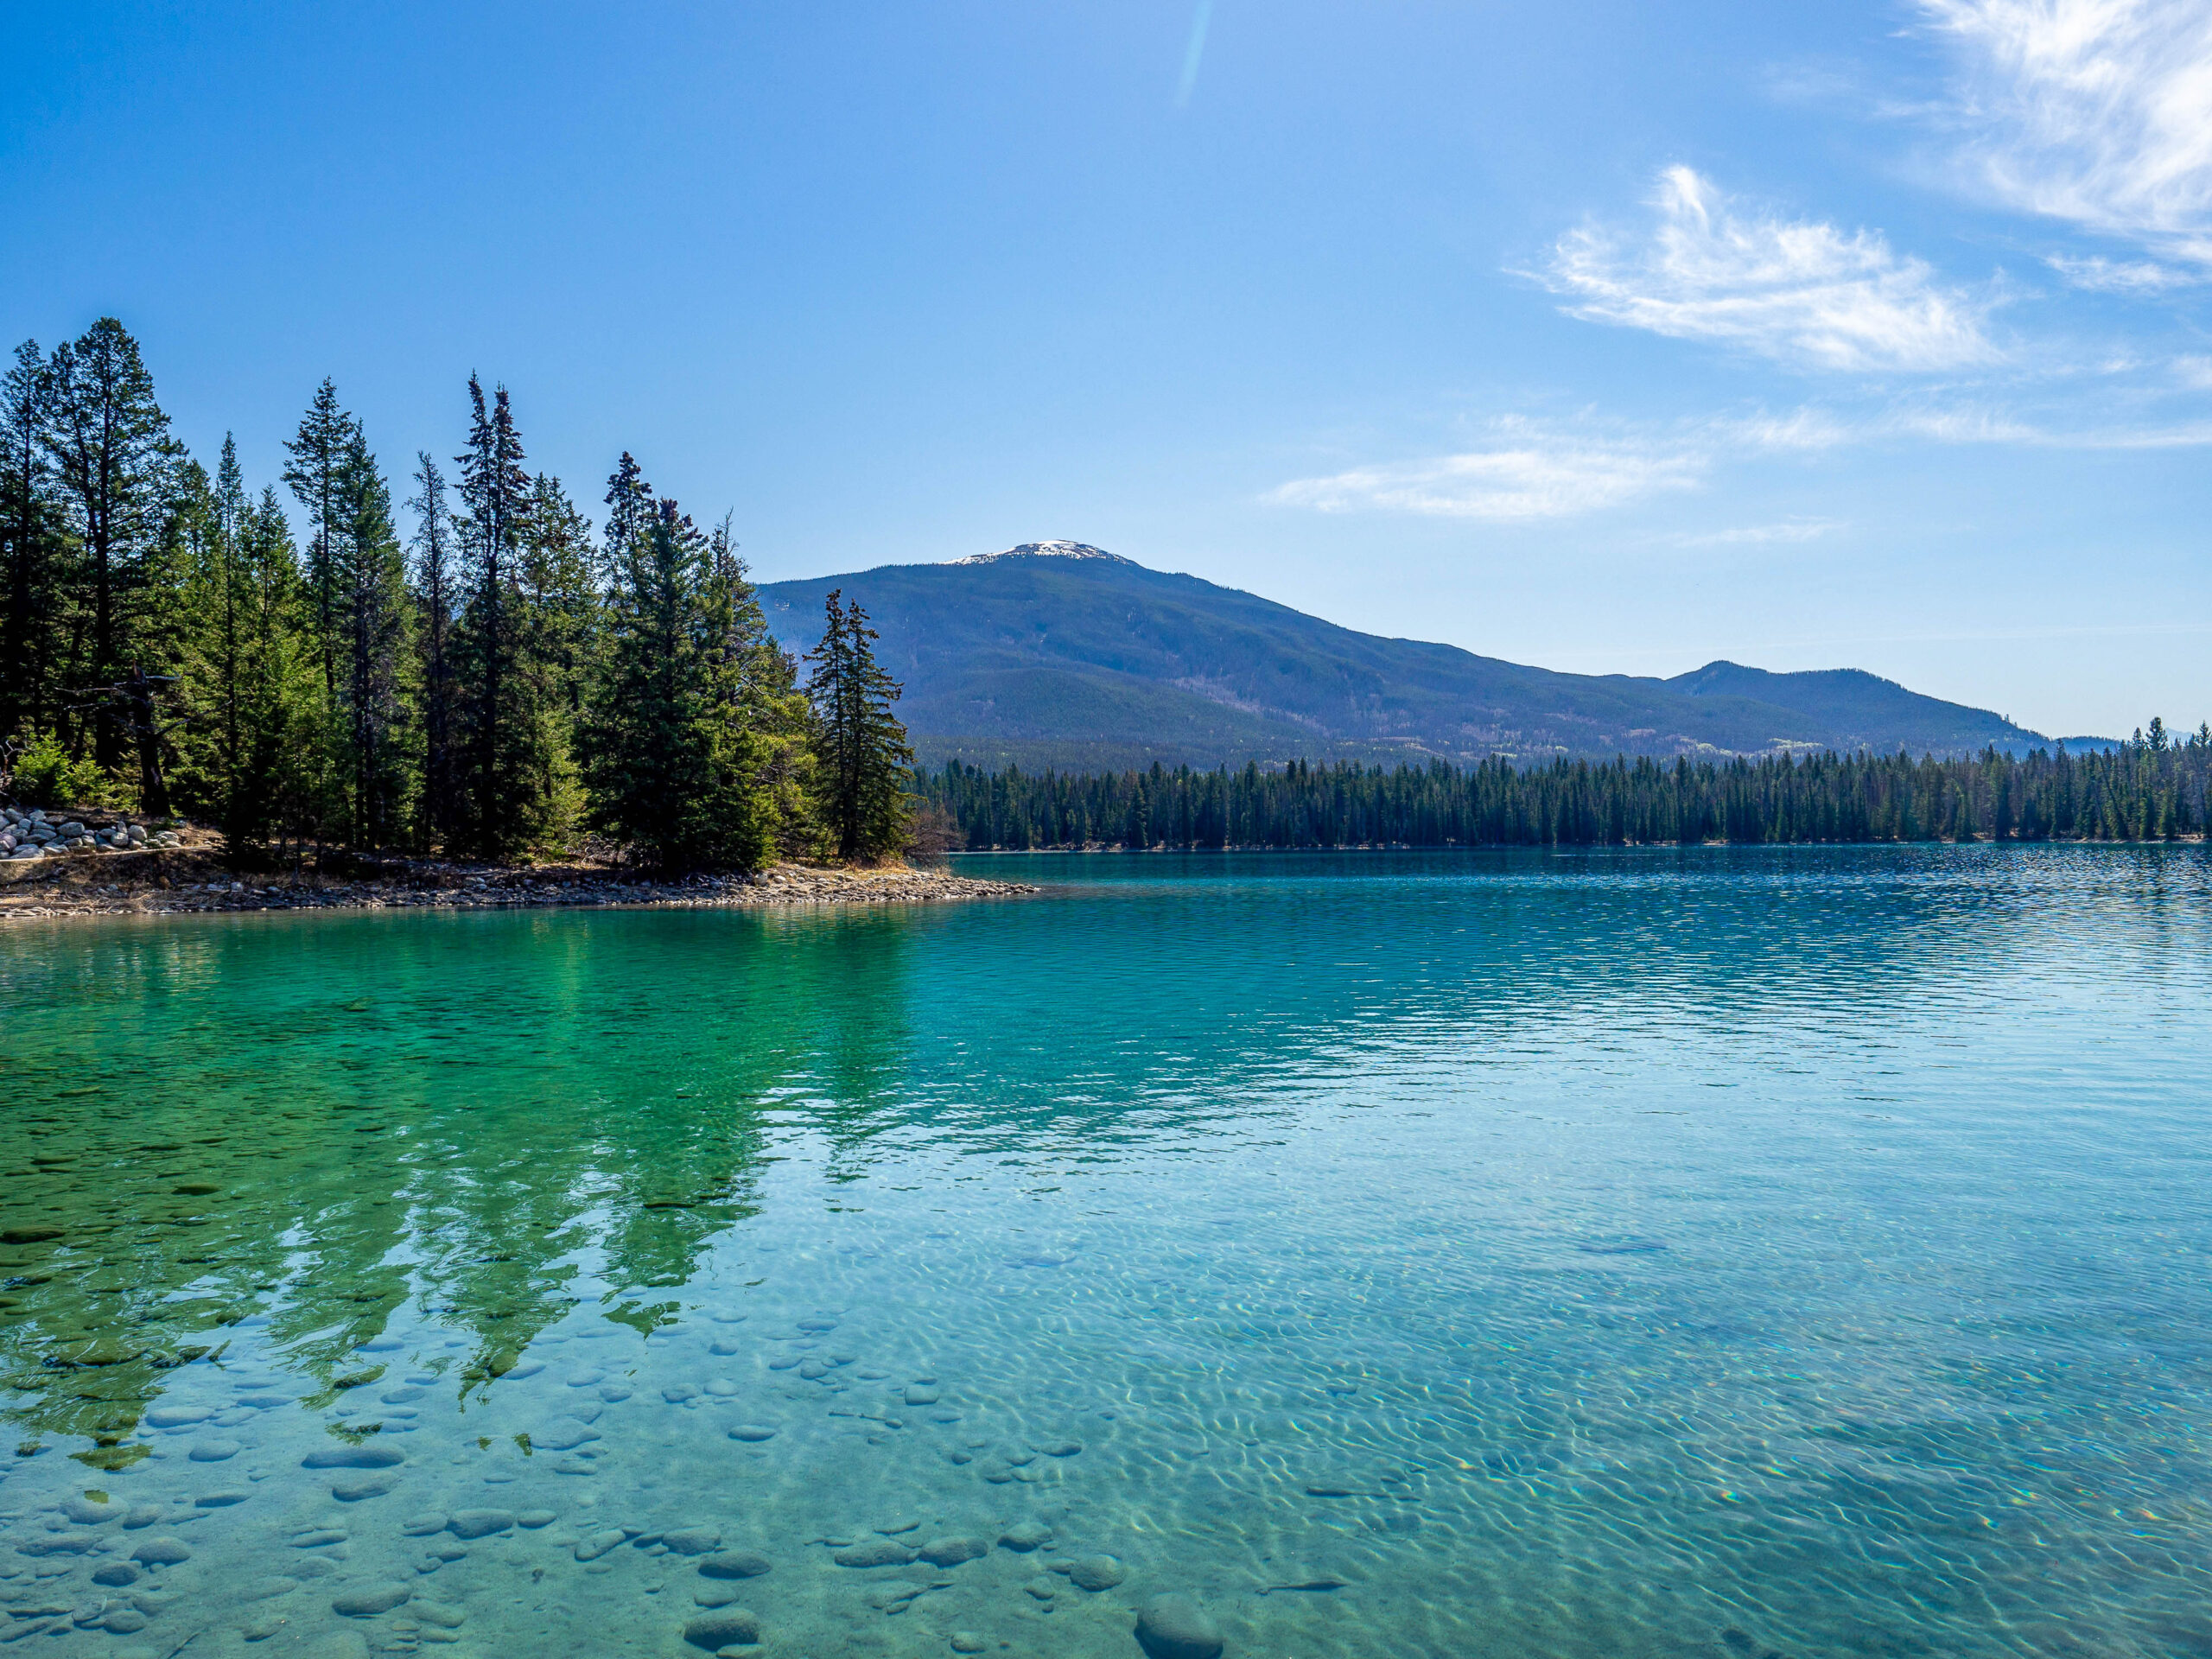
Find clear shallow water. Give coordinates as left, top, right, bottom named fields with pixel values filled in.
left=0, top=846, right=2209, bottom=1659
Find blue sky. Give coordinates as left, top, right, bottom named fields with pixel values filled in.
left=3, top=2, right=2205, bottom=738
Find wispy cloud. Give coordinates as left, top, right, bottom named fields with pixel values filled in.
left=1922, top=0, right=2212, bottom=263
left=1266, top=422, right=1706, bottom=521
left=2044, top=252, right=2199, bottom=291
left=1539, top=167, right=1999, bottom=371
left=1268, top=397, right=2212, bottom=522
left=1667, top=518, right=1847, bottom=547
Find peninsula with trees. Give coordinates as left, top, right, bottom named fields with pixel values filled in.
left=0, top=318, right=2202, bottom=922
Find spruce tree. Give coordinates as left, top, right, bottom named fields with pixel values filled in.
left=450, top=375, right=538, bottom=857
left=38, top=318, right=178, bottom=776
left=0, top=341, right=58, bottom=740
left=804, top=590, right=913, bottom=861
left=282, top=378, right=351, bottom=702
left=409, top=452, right=462, bottom=849
left=582, top=495, right=800, bottom=870
left=333, top=426, right=413, bottom=849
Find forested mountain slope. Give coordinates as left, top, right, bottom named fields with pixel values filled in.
left=761, top=543, right=2065, bottom=770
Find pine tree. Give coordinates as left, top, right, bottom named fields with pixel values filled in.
left=0, top=341, right=59, bottom=740
left=582, top=494, right=802, bottom=870
left=409, top=452, right=462, bottom=849
left=450, top=375, right=541, bottom=858
left=282, top=378, right=351, bottom=702
left=38, top=318, right=179, bottom=778
left=804, top=590, right=913, bottom=861
left=333, top=425, right=413, bottom=849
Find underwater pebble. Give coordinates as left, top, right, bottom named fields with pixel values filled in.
left=143, top=1407, right=210, bottom=1428
left=704, top=1379, right=741, bottom=1396
left=92, top=1563, right=142, bottom=1587
left=332, top=1582, right=412, bottom=1616
left=293, top=1529, right=347, bottom=1548
left=1032, top=1440, right=1083, bottom=1458
left=707, top=1340, right=742, bottom=1357
left=797, top=1360, right=830, bottom=1381
left=997, top=1521, right=1052, bottom=1553
left=950, top=1636, right=987, bottom=1654
left=61, top=1497, right=120, bottom=1525
left=518, top=1510, right=556, bottom=1529
left=1135, top=1594, right=1225, bottom=1659
left=1024, top=1576, right=1057, bottom=1601
left=727, top=1425, right=777, bottom=1442
left=196, top=1490, right=251, bottom=1508
left=400, top=1515, right=448, bottom=1537
left=683, top=1607, right=760, bottom=1649
left=663, top=1385, right=699, bottom=1404
left=413, top=1600, right=466, bottom=1628
left=1067, top=1554, right=1127, bottom=1592
left=532, top=1417, right=602, bottom=1451
left=903, top=1386, right=939, bottom=1406
left=447, top=1510, right=515, bottom=1540
left=916, top=1536, right=986, bottom=1567
left=188, top=1440, right=243, bottom=1461
left=576, top=1529, right=627, bottom=1561
left=565, top=1370, right=605, bottom=1388
left=19, top=1532, right=100, bottom=1556
left=832, top=1541, right=915, bottom=1568
left=663, top=1528, right=721, bottom=1555
left=698, top=1550, right=772, bottom=1580
left=331, top=1477, right=394, bottom=1502
left=130, top=1537, right=192, bottom=1567
left=304, top=1444, right=404, bottom=1469
left=121, top=1505, right=163, bottom=1529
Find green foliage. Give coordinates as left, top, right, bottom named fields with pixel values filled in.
left=580, top=494, right=810, bottom=871
left=7, top=730, right=123, bottom=809
left=925, top=731, right=2212, bottom=850
left=804, top=590, right=913, bottom=861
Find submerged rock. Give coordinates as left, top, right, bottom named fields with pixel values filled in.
left=1067, top=1554, right=1126, bottom=1591
left=1135, top=1595, right=1224, bottom=1659
left=662, top=1527, right=721, bottom=1555
left=916, top=1535, right=986, bottom=1567
left=996, top=1521, right=1052, bottom=1553
left=727, top=1424, right=778, bottom=1443
left=832, top=1540, right=915, bottom=1568
left=332, top=1583, right=412, bottom=1617
left=698, top=1550, right=772, bottom=1580
left=447, top=1510, right=515, bottom=1540
left=303, top=1444, right=404, bottom=1469
left=683, top=1607, right=760, bottom=1648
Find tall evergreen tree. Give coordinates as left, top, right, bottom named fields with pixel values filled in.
left=451, top=376, right=553, bottom=857
left=282, top=378, right=351, bottom=702
left=38, top=318, right=179, bottom=776
left=333, top=426, right=413, bottom=849
left=410, top=451, right=462, bottom=849
left=804, top=590, right=912, bottom=861
left=0, top=341, right=58, bottom=739
left=582, top=494, right=805, bottom=870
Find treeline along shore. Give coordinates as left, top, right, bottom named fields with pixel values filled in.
left=1, top=318, right=916, bottom=875
left=921, top=732, right=2212, bottom=850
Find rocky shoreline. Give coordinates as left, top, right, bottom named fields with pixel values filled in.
left=0, top=822, right=1036, bottom=922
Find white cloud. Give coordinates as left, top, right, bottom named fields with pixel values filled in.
left=1668, top=518, right=1847, bottom=547
left=1923, top=0, right=2212, bottom=262
left=2044, top=252, right=2198, bottom=291
left=1268, top=397, right=2212, bottom=523
left=1541, top=167, right=1999, bottom=371
left=1266, top=423, right=1706, bottom=522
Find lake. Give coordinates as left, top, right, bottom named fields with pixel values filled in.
left=1, top=846, right=2208, bottom=1659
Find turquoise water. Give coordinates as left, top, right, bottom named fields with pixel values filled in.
left=1, top=847, right=2209, bottom=1659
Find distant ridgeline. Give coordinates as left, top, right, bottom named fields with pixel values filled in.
left=919, top=725, right=2212, bottom=849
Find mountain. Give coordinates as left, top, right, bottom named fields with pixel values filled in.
left=760, top=542, right=2068, bottom=772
